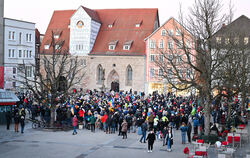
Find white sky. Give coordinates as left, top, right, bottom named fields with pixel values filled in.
left=4, top=0, right=250, bottom=34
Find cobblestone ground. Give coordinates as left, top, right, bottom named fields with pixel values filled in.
left=0, top=120, right=249, bottom=158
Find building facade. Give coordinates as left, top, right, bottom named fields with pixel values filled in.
left=144, top=18, right=196, bottom=95
left=41, top=6, right=159, bottom=93
left=0, top=0, right=4, bottom=89
left=4, top=18, right=35, bottom=91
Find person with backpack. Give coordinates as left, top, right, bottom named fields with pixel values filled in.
left=14, top=110, right=20, bottom=133
left=20, top=115, right=25, bottom=133
left=180, top=122, right=188, bottom=144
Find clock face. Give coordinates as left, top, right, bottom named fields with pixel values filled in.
left=77, top=21, right=84, bottom=28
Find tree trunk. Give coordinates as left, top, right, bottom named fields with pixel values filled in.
left=204, top=94, right=211, bottom=136
left=50, top=106, right=56, bottom=127
left=241, top=91, right=246, bottom=111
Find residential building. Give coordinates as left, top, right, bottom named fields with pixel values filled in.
left=212, top=15, right=250, bottom=96
left=4, top=18, right=35, bottom=91
left=144, top=17, right=196, bottom=95
left=41, top=6, right=159, bottom=92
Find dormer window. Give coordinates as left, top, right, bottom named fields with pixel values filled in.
left=107, top=20, right=116, bottom=28
left=54, top=35, right=60, bottom=39
left=135, top=20, right=142, bottom=27
left=135, top=24, right=140, bottom=27
left=123, top=45, right=130, bottom=50
left=109, top=45, right=115, bottom=50
left=53, top=30, right=62, bottom=39
left=123, top=40, right=133, bottom=50
left=44, top=45, right=50, bottom=49
left=108, top=40, right=118, bottom=50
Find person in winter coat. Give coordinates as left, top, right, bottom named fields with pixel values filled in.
left=187, top=122, right=192, bottom=143
left=193, top=117, right=199, bottom=135
left=89, top=114, right=96, bottom=132
left=166, top=127, right=173, bottom=151
left=146, top=130, right=156, bottom=152
left=20, top=115, right=25, bottom=133
left=180, top=122, right=188, bottom=144
left=14, top=112, right=20, bottom=132
left=72, top=115, right=78, bottom=135
left=148, top=113, right=154, bottom=129
left=121, top=119, right=128, bottom=139
left=5, top=111, right=11, bottom=130
left=140, top=120, right=148, bottom=143
left=162, top=126, right=168, bottom=146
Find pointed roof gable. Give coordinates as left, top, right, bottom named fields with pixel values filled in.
left=81, top=6, right=101, bottom=23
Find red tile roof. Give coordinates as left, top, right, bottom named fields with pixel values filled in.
left=41, top=7, right=159, bottom=56
left=90, top=8, right=158, bottom=56
left=41, top=10, right=75, bottom=54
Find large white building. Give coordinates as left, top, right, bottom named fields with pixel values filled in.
left=4, top=18, right=35, bottom=91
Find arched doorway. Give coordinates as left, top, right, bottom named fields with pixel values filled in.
left=111, top=81, right=119, bottom=92
left=107, top=70, right=119, bottom=92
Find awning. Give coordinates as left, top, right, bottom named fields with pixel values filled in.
left=0, top=89, right=19, bottom=106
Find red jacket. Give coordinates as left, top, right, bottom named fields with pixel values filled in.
left=72, top=117, right=78, bottom=126
left=79, top=110, right=84, bottom=117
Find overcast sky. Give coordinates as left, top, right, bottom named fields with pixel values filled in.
left=4, top=0, right=250, bottom=34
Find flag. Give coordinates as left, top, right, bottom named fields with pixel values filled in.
left=108, top=99, right=113, bottom=107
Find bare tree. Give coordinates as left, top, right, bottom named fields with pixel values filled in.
left=17, top=31, right=85, bottom=127
left=154, top=0, right=233, bottom=135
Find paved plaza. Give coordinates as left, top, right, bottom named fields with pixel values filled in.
left=0, top=121, right=249, bottom=158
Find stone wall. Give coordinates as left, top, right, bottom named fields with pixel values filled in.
left=86, top=55, right=146, bottom=92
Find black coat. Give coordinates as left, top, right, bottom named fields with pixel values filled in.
left=146, top=133, right=156, bottom=144
left=166, top=133, right=173, bottom=145
left=5, top=112, right=12, bottom=123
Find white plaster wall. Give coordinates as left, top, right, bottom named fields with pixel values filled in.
left=4, top=18, right=35, bottom=90
left=70, top=7, right=100, bottom=56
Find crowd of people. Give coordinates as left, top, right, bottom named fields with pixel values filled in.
left=5, top=90, right=249, bottom=152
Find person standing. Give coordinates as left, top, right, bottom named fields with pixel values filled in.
left=180, top=122, right=188, bottom=144
left=72, top=115, right=78, bottom=135
left=14, top=112, right=20, bottom=132
left=89, top=114, right=96, bottom=132
left=140, top=120, right=148, bottom=143
left=20, top=115, right=25, bottom=133
left=146, top=130, right=156, bottom=153
left=166, top=128, right=173, bottom=152
left=187, top=122, right=192, bottom=143
left=121, top=119, right=128, bottom=139
left=5, top=111, right=12, bottom=130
